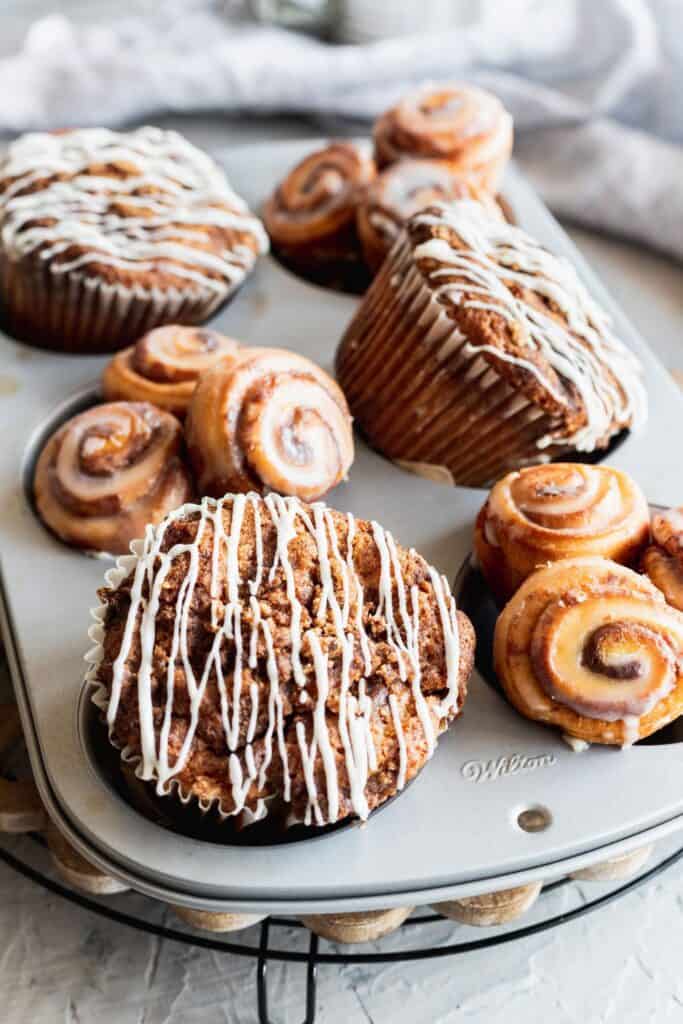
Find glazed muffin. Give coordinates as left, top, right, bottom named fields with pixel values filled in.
left=373, top=84, right=513, bottom=191
left=186, top=347, right=354, bottom=502
left=263, top=141, right=375, bottom=292
left=336, top=200, right=648, bottom=487
left=474, top=464, right=650, bottom=604
left=643, top=507, right=683, bottom=611
left=34, top=401, right=193, bottom=554
left=102, top=325, right=241, bottom=418
left=356, top=158, right=501, bottom=272
left=494, top=557, right=683, bottom=747
left=0, top=127, right=268, bottom=353
left=86, top=493, right=475, bottom=828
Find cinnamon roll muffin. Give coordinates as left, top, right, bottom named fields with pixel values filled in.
left=494, top=557, right=683, bottom=747
left=86, top=493, right=475, bottom=828
left=373, top=84, right=513, bottom=191
left=643, top=507, right=683, bottom=611
left=356, top=159, right=501, bottom=272
left=186, top=348, right=354, bottom=502
left=336, top=200, right=648, bottom=487
left=263, top=141, right=375, bottom=291
left=102, top=325, right=241, bottom=418
left=0, top=127, right=268, bottom=353
left=475, top=464, right=650, bottom=604
left=33, top=401, right=193, bottom=554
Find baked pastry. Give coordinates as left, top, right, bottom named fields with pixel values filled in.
left=102, top=325, right=241, bottom=418
left=186, top=347, right=354, bottom=502
left=494, top=557, right=683, bottom=747
left=262, top=141, right=375, bottom=291
left=373, top=84, right=513, bottom=191
left=356, top=158, right=501, bottom=272
left=474, top=464, right=650, bottom=604
left=86, top=493, right=475, bottom=827
left=643, top=507, right=683, bottom=611
left=0, top=127, right=268, bottom=353
left=336, top=200, right=648, bottom=487
left=34, top=401, right=193, bottom=554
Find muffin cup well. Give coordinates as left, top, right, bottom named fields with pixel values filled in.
left=0, top=252, right=230, bottom=354
left=336, top=236, right=566, bottom=488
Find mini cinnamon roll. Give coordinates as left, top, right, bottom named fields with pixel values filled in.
left=373, top=84, right=513, bottom=191
left=356, top=159, right=501, bottom=272
left=186, top=348, right=354, bottom=501
left=102, top=325, right=241, bottom=418
left=262, top=141, right=375, bottom=291
left=34, top=401, right=193, bottom=554
left=494, top=557, right=683, bottom=747
left=643, top=507, right=683, bottom=611
left=474, top=465, right=650, bottom=604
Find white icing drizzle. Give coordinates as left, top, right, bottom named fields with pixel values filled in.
left=412, top=201, right=647, bottom=452
left=0, top=127, right=268, bottom=293
left=100, top=494, right=462, bottom=824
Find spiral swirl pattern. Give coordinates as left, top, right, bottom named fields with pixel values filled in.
left=34, top=401, right=193, bottom=554
left=643, top=507, right=683, bottom=611
left=186, top=348, right=354, bottom=502
left=373, top=84, right=513, bottom=191
left=494, top=557, right=683, bottom=746
left=102, top=325, right=241, bottom=417
left=356, top=159, right=500, bottom=271
left=475, top=464, right=650, bottom=603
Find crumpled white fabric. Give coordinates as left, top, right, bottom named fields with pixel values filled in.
left=1, top=0, right=682, bottom=258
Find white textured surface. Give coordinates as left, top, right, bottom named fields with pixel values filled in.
left=0, top=16, right=682, bottom=1013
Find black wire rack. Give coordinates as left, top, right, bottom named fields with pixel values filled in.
left=1, top=833, right=683, bottom=1024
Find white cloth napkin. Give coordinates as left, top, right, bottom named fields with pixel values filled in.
left=1, top=0, right=682, bottom=259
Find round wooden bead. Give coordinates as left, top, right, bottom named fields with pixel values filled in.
left=0, top=777, right=47, bottom=834
left=300, top=907, right=413, bottom=943
left=47, top=821, right=129, bottom=894
left=435, top=882, right=543, bottom=926
left=172, top=906, right=266, bottom=932
left=569, top=845, right=653, bottom=882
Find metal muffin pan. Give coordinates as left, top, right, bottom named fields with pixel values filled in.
left=1, top=141, right=683, bottom=914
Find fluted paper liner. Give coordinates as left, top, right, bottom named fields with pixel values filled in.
left=0, top=252, right=235, bottom=354
left=336, top=236, right=568, bottom=488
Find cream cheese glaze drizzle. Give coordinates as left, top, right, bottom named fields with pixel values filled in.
left=412, top=201, right=647, bottom=452
left=94, top=493, right=461, bottom=825
left=0, top=127, right=268, bottom=293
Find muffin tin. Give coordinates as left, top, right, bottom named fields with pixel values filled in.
left=1, top=140, right=683, bottom=915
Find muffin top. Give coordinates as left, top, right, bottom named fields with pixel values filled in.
left=407, top=200, right=647, bottom=453
left=0, top=127, right=268, bottom=294
left=87, top=493, right=474, bottom=827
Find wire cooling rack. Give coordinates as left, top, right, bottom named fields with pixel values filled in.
left=1, top=833, right=682, bottom=1024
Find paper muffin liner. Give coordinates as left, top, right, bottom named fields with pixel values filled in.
left=83, top=522, right=270, bottom=829
left=336, top=236, right=565, bottom=488
left=0, top=252, right=237, bottom=355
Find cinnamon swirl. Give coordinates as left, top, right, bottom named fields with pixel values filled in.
left=475, top=464, right=650, bottom=603
left=356, top=159, right=501, bottom=272
left=262, top=141, right=375, bottom=291
left=34, top=401, right=193, bottom=554
left=643, top=507, right=683, bottom=611
left=186, top=348, right=354, bottom=502
left=494, top=557, right=683, bottom=746
left=102, top=325, right=241, bottom=418
left=373, top=84, right=513, bottom=191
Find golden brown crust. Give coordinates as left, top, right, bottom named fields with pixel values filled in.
left=102, top=326, right=241, bottom=417
left=642, top=507, right=683, bottom=610
left=474, top=464, right=650, bottom=604
left=94, top=496, right=475, bottom=824
left=356, top=159, right=501, bottom=272
left=262, top=141, right=375, bottom=289
left=186, top=347, right=355, bottom=502
left=34, top=401, right=193, bottom=554
left=373, top=84, right=513, bottom=190
left=494, top=557, right=683, bottom=746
